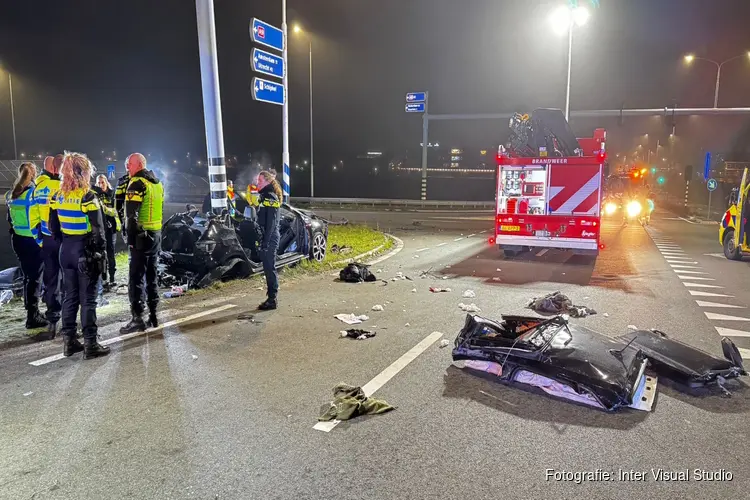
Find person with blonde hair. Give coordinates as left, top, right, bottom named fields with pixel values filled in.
left=5, top=162, right=47, bottom=329
left=48, top=152, right=109, bottom=359
left=255, top=169, right=282, bottom=310
left=32, top=155, right=64, bottom=340
left=93, top=173, right=121, bottom=287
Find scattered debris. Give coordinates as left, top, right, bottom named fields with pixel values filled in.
left=237, top=312, right=255, bottom=321
left=318, top=383, right=394, bottom=421
left=163, top=285, right=187, bottom=299
left=628, top=325, right=638, bottom=330
left=0, top=289, right=14, bottom=306
left=411, top=288, right=417, bottom=293
left=23, top=391, right=33, bottom=397
left=313, top=309, right=319, bottom=313
left=442, top=276, right=449, bottom=280
left=462, top=290, right=476, bottom=299
left=439, top=339, right=451, bottom=348
left=430, top=287, right=452, bottom=293
left=496, top=268, right=502, bottom=272
left=340, top=329, right=376, bottom=340
left=419, top=269, right=439, bottom=279
left=526, top=291, right=596, bottom=318
left=334, top=313, right=370, bottom=325
left=331, top=244, right=353, bottom=255
left=191, top=355, right=198, bottom=360
left=492, top=277, right=502, bottom=282
left=339, top=263, right=377, bottom=283
left=405, top=322, right=410, bottom=327
left=459, top=303, right=481, bottom=313
left=371, top=304, right=384, bottom=312
left=603, top=313, right=610, bottom=318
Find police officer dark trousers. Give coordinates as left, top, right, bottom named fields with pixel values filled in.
left=121, top=153, right=164, bottom=334
left=255, top=170, right=282, bottom=310
left=49, top=153, right=109, bottom=359
left=33, top=155, right=64, bottom=339
left=6, top=162, right=47, bottom=329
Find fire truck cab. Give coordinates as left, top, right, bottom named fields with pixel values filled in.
left=492, top=109, right=606, bottom=257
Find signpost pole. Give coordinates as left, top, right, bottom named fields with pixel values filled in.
left=281, top=0, right=290, bottom=203
left=421, top=92, right=429, bottom=201
left=708, top=189, right=712, bottom=220
left=196, top=0, right=227, bottom=214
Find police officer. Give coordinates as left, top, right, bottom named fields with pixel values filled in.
left=32, top=155, right=64, bottom=339
left=94, top=174, right=121, bottom=288
left=48, top=152, right=109, bottom=359
left=120, top=153, right=164, bottom=333
left=114, top=169, right=130, bottom=241
left=255, top=170, right=282, bottom=310
left=6, top=162, right=47, bottom=329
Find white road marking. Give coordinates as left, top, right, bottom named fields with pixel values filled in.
left=738, top=347, right=750, bottom=359
left=704, top=253, right=726, bottom=259
left=674, top=270, right=708, bottom=274
left=660, top=251, right=686, bottom=255
left=313, top=331, right=444, bottom=433
left=705, top=312, right=750, bottom=322
left=480, top=230, right=487, bottom=234
left=683, top=283, right=723, bottom=288
left=676, top=276, right=715, bottom=281
left=678, top=217, right=698, bottom=224
left=656, top=245, right=681, bottom=249
left=453, top=237, right=464, bottom=242
left=29, top=304, right=238, bottom=367
left=437, top=242, right=448, bottom=247
left=664, top=257, right=694, bottom=261
left=468, top=234, right=476, bottom=238
left=689, top=290, right=734, bottom=298
left=416, top=247, right=430, bottom=253
left=667, top=260, right=698, bottom=264
left=366, top=235, right=404, bottom=266
left=696, top=301, right=745, bottom=308
left=715, top=327, right=750, bottom=338
left=536, top=249, right=549, bottom=257
left=670, top=264, right=701, bottom=269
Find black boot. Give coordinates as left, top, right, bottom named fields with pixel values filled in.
left=26, top=310, right=48, bottom=329
left=119, top=314, right=146, bottom=335
left=258, top=297, right=277, bottom=311
left=63, top=336, right=84, bottom=357
left=83, top=338, right=110, bottom=359
left=34, top=322, right=57, bottom=342
left=147, top=311, right=159, bottom=328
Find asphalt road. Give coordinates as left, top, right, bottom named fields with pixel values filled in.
left=1, top=209, right=748, bottom=499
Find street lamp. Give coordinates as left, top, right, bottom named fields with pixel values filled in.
left=0, top=64, right=18, bottom=159
left=683, top=52, right=750, bottom=107
left=293, top=24, right=315, bottom=197
left=548, top=4, right=590, bottom=121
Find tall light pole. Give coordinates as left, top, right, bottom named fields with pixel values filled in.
left=684, top=52, right=750, bottom=108
left=0, top=65, right=18, bottom=160
left=281, top=0, right=290, bottom=203
left=294, top=24, right=314, bottom=197
left=549, top=4, right=590, bottom=121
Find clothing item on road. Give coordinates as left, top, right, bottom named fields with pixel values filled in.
left=318, top=383, right=394, bottom=421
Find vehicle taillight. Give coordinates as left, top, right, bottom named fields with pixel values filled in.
left=596, top=151, right=607, bottom=163
left=488, top=237, right=496, bottom=245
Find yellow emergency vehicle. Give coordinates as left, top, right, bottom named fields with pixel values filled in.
left=720, top=167, right=749, bottom=260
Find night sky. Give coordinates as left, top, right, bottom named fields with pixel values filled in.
left=1, top=0, right=750, bottom=165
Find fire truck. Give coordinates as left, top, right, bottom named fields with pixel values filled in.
left=492, top=109, right=607, bottom=257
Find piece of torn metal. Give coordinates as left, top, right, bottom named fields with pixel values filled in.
left=452, top=314, right=650, bottom=411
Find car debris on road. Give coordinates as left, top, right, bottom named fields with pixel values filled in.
left=339, top=263, right=377, bottom=283
left=452, top=313, right=747, bottom=411
left=430, top=287, right=451, bottom=293
left=462, top=290, right=476, bottom=298
left=458, top=303, right=481, bottom=313
left=340, top=329, right=376, bottom=340
left=371, top=304, right=384, bottom=311
left=318, top=383, right=394, bottom=422
left=527, top=291, right=596, bottom=318
left=334, top=313, right=370, bottom=325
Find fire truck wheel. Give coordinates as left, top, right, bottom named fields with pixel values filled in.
left=503, top=249, right=519, bottom=258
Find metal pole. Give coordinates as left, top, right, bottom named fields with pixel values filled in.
left=420, top=92, right=429, bottom=201
left=8, top=72, right=17, bottom=160
left=564, top=23, right=573, bottom=121
left=195, top=0, right=227, bottom=214
left=309, top=39, right=314, bottom=198
left=713, top=64, right=721, bottom=108
left=707, top=189, right=712, bottom=220
left=281, top=0, right=290, bottom=203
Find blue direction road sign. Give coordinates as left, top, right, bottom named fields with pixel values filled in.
left=252, top=48, right=284, bottom=79
left=405, top=103, right=425, bottom=113
left=406, top=92, right=426, bottom=103
left=707, top=178, right=718, bottom=192
left=251, top=18, right=284, bottom=52
left=107, top=164, right=115, bottom=178
left=704, top=151, right=711, bottom=180
left=252, top=77, right=285, bottom=106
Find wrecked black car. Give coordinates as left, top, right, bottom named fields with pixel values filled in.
left=160, top=204, right=328, bottom=288
left=452, top=314, right=746, bottom=411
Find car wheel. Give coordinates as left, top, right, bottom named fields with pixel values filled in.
left=723, top=230, right=742, bottom=260
left=310, top=231, right=327, bottom=262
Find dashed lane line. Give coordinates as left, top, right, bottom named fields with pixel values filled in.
left=674, top=270, right=708, bottom=274
left=436, top=242, right=448, bottom=247
left=670, top=264, right=701, bottom=269
left=689, top=290, right=734, bottom=298
left=29, top=304, right=238, bottom=367
left=313, top=331, right=444, bottom=433
left=675, top=276, right=715, bottom=281
left=683, top=283, right=724, bottom=289
left=716, top=327, right=750, bottom=338
left=696, top=301, right=745, bottom=309
left=705, top=312, right=750, bottom=322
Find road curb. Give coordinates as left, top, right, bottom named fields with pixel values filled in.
left=330, top=233, right=404, bottom=266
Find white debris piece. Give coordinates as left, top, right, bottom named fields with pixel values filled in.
left=442, top=276, right=449, bottom=280
left=459, top=303, right=481, bottom=313
left=496, top=268, right=502, bottom=272
left=492, top=277, right=502, bottom=282
left=372, top=304, right=384, bottom=311
left=23, top=391, right=33, bottom=397
left=411, top=288, right=417, bottom=293
left=334, top=313, right=370, bottom=325
left=313, top=309, right=319, bottom=313
left=439, top=339, right=451, bottom=348
left=603, top=313, right=610, bottom=318
left=462, top=290, right=476, bottom=299
left=627, top=325, right=638, bottom=330
left=191, top=355, right=198, bottom=360
left=405, top=322, right=410, bottom=327
left=340, top=331, right=349, bottom=338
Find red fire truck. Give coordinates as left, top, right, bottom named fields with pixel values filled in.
left=491, top=110, right=607, bottom=257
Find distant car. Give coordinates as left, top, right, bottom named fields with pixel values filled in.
left=452, top=314, right=746, bottom=411
left=159, top=204, right=328, bottom=288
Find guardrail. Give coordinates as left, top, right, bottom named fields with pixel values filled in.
left=290, top=197, right=495, bottom=209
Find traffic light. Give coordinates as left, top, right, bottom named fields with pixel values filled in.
left=651, top=167, right=657, bottom=174
left=632, top=170, right=640, bottom=179
left=640, top=168, right=647, bottom=175
left=657, top=176, right=665, bottom=185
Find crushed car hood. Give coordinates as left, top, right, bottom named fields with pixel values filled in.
left=616, top=330, right=747, bottom=386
